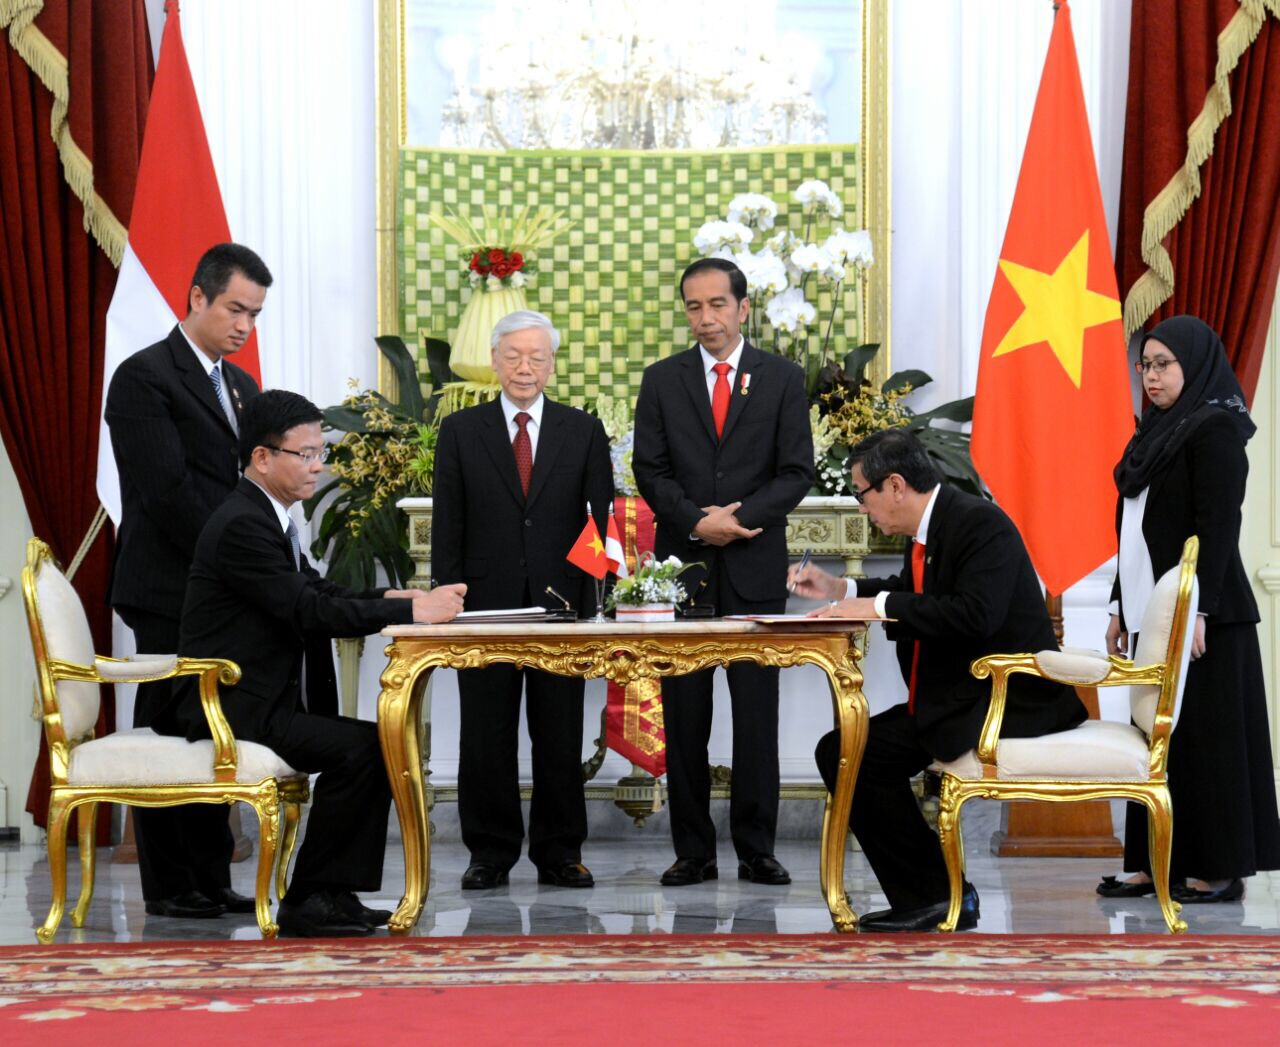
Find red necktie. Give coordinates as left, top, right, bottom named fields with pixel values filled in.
left=907, top=540, right=926, bottom=714
left=512, top=411, right=533, bottom=496
left=711, top=362, right=732, bottom=438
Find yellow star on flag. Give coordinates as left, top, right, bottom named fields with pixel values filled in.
left=588, top=532, right=604, bottom=556
left=991, top=230, right=1120, bottom=388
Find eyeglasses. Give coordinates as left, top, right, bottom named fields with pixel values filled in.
left=268, top=445, right=329, bottom=465
left=851, top=479, right=882, bottom=504
left=1135, top=357, right=1177, bottom=375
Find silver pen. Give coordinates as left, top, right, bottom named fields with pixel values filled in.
left=787, top=548, right=811, bottom=595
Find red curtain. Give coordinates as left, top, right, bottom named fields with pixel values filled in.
left=0, top=2, right=151, bottom=831
left=1117, top=1, right=1280, bottom=401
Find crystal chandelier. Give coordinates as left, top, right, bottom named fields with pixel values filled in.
left=438, top=0, right=828, bottom=150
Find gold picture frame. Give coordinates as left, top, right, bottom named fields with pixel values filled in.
left=374, top=0, right=891, bottom=396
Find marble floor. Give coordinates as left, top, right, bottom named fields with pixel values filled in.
left=4, top=800, right=1280, bottom=944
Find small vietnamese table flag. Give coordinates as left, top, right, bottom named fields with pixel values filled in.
left=970, top=0, right=1134, bottom=598
left=567, top=514, right=608, bottom=579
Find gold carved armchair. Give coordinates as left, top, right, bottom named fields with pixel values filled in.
left=22, top=538, right=310, bottom=942
left=932, top=536, right=1200, bottom=934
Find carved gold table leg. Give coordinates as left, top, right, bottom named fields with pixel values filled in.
left=378, top=646, right=433, bottom=934
left=820, top=645, right=869, bottom=933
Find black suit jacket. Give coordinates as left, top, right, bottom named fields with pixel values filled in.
left=1112, top=411, right=1259, bottom=631
left=632, top=342, right=814, bottom=603
left=155, top=479, right=414, bottom=743
left=106, top=326, right=259, bottom=619
left=862, top=485, right=1085, bottom=761
left=431, top=397, right=614, bottom=612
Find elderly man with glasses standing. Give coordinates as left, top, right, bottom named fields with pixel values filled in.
left=788, top=427, right=1085, bottom=932
left=431, top=310, right=613, bottom=892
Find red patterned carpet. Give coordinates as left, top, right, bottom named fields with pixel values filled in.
left=3, top=934, right=1279, bottom=1044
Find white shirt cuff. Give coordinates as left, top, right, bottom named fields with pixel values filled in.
left=843, top=579, right=889, bottom=619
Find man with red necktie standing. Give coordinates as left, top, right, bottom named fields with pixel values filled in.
left=432, top=311, right=613, bottom=891
left=789, top=428, right=1085, bottom=931
left=634, top=258, right=814, bottom=888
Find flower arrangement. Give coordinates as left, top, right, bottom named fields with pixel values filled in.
left=467, top=248, right=528, bottom=290
left=429, top=204, right=573, bottom=294
left=693, top=180, right=873, bottom=375
left=607, top=554, right=699, bottom=610
left=807, top=344, right=984, bottom=498
left=593, top=393, right=638, bottom=496
left=305, top=335, right=447, bottom=589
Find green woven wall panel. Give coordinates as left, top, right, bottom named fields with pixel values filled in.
left=401, top=145, right=860, bottom=406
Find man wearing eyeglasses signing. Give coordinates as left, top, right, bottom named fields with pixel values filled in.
left=787, top=428, right=1084, bottom=932
left=155, top=390, right=466, bottom=937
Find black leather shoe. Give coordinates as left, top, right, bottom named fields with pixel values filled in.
left=537, top=861, right=595, bottom=888
left=461, top=863, right=510, bottom=890
left=277, top=891, right=374, bottom=938
left=334, top=891, right=394, bottom=928
left=860, top=883, right=980, bottom=932
left=210, top=887, right=257, bottom=914
left=1096, top=875, right=1156, bottom=899
left=144, top=890, right=225, bottom=919
left=660, top=858, right=718, bottom=886
left=738, top=855, right=791, bottom=885
left=1172, top=878, right=1244, bottom=904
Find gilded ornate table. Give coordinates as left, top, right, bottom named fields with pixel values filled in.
left=376, top=619, right=870, bottom=934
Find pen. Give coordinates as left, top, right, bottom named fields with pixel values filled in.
left=788, top=549, right=811, bottom=595
left=545, top=585, right=573, bottom=611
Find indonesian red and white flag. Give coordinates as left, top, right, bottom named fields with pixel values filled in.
left=604, top=506, right=629, bottom=578
left=95, top=0, right=262, bottom=522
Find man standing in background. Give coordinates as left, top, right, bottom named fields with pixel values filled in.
left=432, top=310, right=613, bottom=891
left=105, top=242, right=272, bottom=919
left=633, top=258, right=813, bottom=888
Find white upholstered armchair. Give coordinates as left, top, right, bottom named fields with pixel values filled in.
left=932, top=536, right=1200, bottom=934
left=21, top=538, right=309, bottom=942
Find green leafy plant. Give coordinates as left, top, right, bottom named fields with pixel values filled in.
left=304, top=335, right=454, bottom=589
left=809, top=344, right=984, bottom=498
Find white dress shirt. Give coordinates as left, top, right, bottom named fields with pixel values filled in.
left=846, top=484, right=941, bottom=618
left=500, top=392, right=545, bottom=460
left=698, top=338, right=745, bottom=401
left=246, top=477, right=292, bottom=534
left=178, top=321, right=219, bottom=380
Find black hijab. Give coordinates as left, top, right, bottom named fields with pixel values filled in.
left=1113, top=314, right=1255, bottom=498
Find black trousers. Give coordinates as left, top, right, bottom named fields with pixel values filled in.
left=114, top=605, right=233, bottom=901
left=815, top=704, right=951, bottom=912
left=457, top=665, right=587, bottom=869
left=662, top=563, right=782, bottom=862
left=263, top=712, right=392, bottom=895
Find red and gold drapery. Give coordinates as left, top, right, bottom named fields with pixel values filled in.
left=0, top=0, right=151, bottom=830
left=1117, top=0, right=1280, bottom=399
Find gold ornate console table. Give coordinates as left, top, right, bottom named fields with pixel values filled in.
left=376, top=619, right=870, bottom=934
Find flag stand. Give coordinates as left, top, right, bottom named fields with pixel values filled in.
left=591, top=577, right=608, bottom=623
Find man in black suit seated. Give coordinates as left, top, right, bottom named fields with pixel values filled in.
left=155, top=390, right=466, bottom=937
left=432, top=310, right=613, bottom=891
left=789, top=429, right=1086, bottom=931
left=106, top=242, right=270, bottom=920
left=633, top=258, right=814, bottom=888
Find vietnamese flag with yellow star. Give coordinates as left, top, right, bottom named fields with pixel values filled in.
left=971, top=1, right=1133, bottom=597
left=566, top=515, right=609, bottom=579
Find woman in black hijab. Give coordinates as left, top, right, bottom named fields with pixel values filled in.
left=1097, top=315, right=1280, bottom=903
